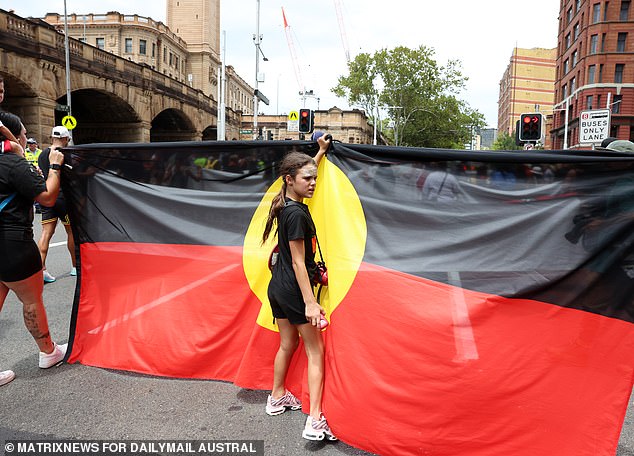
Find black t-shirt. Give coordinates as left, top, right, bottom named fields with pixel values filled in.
left=0, top=153, right=46, bottom=238
left=38, top=147, right=65, bottom=201
left=270, top=199, right=317, bottom=294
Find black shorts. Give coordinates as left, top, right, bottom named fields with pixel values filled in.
left=268, top=283, right=309, bottom=325
left=41, top=198, right=70, bottom=225
left=0, top=238, right=42, bottom=282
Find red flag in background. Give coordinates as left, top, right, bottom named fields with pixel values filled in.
left=64, top=141, right=634, bottom=456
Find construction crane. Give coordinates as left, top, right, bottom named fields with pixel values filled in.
left=281, top=8, right=305, bottom=99
left=333, top=0, right=351, bottom=63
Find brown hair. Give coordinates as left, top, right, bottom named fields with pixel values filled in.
left=262, top=152, right=315, bottom=243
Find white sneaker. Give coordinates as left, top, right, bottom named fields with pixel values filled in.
left=302, top=414, right=337, bottom=441
left=70, top=267, right=77, bottom=276
left=39, top=342, right=67, bottom=368
left=0, top=370, right=15, bottom=386
left=43, top=270, right=56, bottom=283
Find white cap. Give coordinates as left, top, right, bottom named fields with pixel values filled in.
left=51, top=125, right=70, bottom=138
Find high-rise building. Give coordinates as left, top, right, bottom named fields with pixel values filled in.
left=498, top=48, right=557, bottom=138
left=552, top=0, right=634, bottom=149
left=167, top=0, right=221, bottom=97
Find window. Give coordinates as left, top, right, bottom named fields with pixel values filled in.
left=574, top=23, right=580, bottom=39
left=590, top=34, right=598, bottom=53
left=576, top=0, right=581, bottom=11
left=572, top=50, right=578, bottom=67
left=562, top=84, right=568, bottom=100
left=96, top=37, right=105, bottom=50
left=125, top=38, right=132, bottom=53
left=615, top=63, right=624, bottom=83
left=593, top=3, right=601, bottom=22
left=613, top=94, right=623, bottom=113
left=152, top=43, right=156, bottom=57
left=564, top=59, right=569, bottom=74
left=587, top=95, right=594, bottom=110
left=571, top=77, right=576, bottom=93
left=597, top=94, right=602, bottom=108
left=604, top=2, right=610, bottom=20
left=139, top=39, right=147, bottom=55
left=599, top=64, right=604, bottom=82
left=566, top=33, right=571, bottom=49
left=601, top=33, right=607, bottom=52
left=163, top=47, right=167, bottom=63
left=588, top=64, right=596, bottom=83
left=568, top=7, right=573, bottom=24
left=169, top=52, right=173, bottom=66
left=617, top=32, right=627, bottom=52
left=620, top=1, right=631, bottom=20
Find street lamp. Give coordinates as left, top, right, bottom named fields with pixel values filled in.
left=252, top=0, right=268, bottom=140
left=63, top=0, right=72, bottom=120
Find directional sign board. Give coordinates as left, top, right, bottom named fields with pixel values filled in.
left=287, top=110, right=299, bottom=132
left=61, top=115, right=77, bottom=130
left=579, top=109, right=610, bottom=144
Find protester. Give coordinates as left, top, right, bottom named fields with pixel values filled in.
left=37, top=126, right=77, bottom=282
left=261, top=135, right=337, bottom=441
left=0, top=76, right=18, bottom=144
left=0, top=112, right=68, bottom=386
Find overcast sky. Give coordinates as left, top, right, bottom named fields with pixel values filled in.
left=4, top=1, right=560, bottom=128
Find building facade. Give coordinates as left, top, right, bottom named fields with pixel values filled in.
left=498, top=48, right=557, bottom=138
left=240, top=107, right=375, bottom=144
left=552, top=0, right=634, bottom=148
left=44, top=2, right=254, bottom=119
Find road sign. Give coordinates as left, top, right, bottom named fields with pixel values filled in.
left=287, top=111, right=299, bottom=132
left=61, top=115, right=77, bottom=130
left=240, top=129, right=253, bottom=134
left=55, top=103, right=70, bottom=112
left=579, top=109, right=610, bottom=144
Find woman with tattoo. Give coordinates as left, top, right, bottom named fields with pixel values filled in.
left=0, top=112, right=68, bottom=386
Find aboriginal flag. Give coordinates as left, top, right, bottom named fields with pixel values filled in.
left=63, top=141, right=634, bottom=456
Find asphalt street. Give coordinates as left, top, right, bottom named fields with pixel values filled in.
left=0, top=221, right=632, bottom=456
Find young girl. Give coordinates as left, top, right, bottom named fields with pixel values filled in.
left=261, top=135, right=336, bottom=441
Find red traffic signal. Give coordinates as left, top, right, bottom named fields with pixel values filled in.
left=519, top=113, right=543, bottom=142
left=299, top=108, right=314, bottom=134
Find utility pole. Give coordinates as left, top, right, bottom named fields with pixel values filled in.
left=253, top=0, right=261, bottom=140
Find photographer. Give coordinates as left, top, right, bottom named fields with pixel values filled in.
left=0, top=112, right=67, bottom=387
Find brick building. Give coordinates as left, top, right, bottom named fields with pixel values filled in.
left=497, top=48, right=557, bottom=138
left=552, top=0, right=634, bottom=148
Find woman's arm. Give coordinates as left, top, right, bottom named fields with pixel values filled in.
left=289, top=238, right=323, bottom=326
left=314, top=134, right=331, bottom=167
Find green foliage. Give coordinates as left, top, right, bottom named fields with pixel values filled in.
left=332, top=45, right=485, bottom=148
left=492, top=131, right=523, bottom=150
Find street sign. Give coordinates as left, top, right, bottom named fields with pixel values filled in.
left=240, top=129, right=253, bottom=134
left=579, top=109, right=610, bottom=144
left=61, top=115, right=77, bottom=130
left=55, top=103, right=70, bottom=112
left=287, top=111, right=299, bottom=132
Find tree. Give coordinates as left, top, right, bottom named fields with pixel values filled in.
left=492, top=131, right=522, bottom=150
left=333, top=45, right=485, bottom=148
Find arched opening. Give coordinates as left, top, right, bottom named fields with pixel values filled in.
left=151, top=109, right=198, bottom=142
left=56, top=89, right=141, bottom=144
left=0, top=72, right=41, bottom=140
left=202, top=125, right=217, bottom=141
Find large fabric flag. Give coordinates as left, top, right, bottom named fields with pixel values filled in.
left=63, top=141, right=634, bottom=456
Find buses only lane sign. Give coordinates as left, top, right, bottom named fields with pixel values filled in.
left=579, top=109, right=610, bottom=144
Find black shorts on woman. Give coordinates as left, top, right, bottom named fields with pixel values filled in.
left=268, top=199, right=318, bottom=325
left=0, top=152, right=47, bottom=281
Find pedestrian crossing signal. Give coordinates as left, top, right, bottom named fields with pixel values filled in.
left=519, top=113, right=542, bottom=141
left=299, top=109, right=314, bottom=134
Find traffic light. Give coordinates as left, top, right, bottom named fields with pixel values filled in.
left=299, top=109, right=314, bottom=134
left=519, top=113, right=543, bottom=141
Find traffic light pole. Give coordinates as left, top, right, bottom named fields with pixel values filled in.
left=253, top=0, right=261, bottom=140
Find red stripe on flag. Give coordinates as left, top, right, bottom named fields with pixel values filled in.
left=322, top=262, right=634, bottom=456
